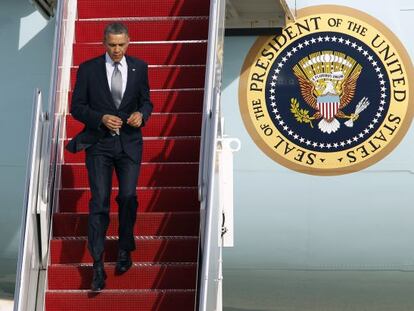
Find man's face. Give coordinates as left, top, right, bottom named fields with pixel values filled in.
left=104, top=33, right=129, bottom=62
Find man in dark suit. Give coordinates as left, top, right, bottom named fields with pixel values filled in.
left=66, top=22, right=153, bottom=291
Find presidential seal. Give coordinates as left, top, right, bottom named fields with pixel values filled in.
left=239, top=5, right=414, bottom=175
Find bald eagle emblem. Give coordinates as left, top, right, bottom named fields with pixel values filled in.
left=291, top=51, right=370, bottom=134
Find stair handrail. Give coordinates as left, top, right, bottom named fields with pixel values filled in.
left=36, top=0, right=67, bottom=270
left=197, top=0, right=227, bottom=310
left=14, top=89, right=46, bottom=311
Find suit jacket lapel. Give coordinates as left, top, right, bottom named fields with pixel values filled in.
left=97, top=55, right=115, bottom=108
left=119, top=56, right=136, bottom=109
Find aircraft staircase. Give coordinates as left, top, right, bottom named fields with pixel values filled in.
left=46, top=0, right=208, bottom=310
left=14, top=0, right=230, bottom=310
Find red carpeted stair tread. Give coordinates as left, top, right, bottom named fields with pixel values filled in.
left=73, top=43, right=207, bottom=66
left=68, top=89, right=204, bottom=113
left=48, top=263, right=196, bottom=290
left=58, top=188, right=199, bottom=213
left=70, top=66, right=206, bottom=89
left=77, top=0, right=210, bottom=19
left=150, top=90, right=204, bottom=112
left=50, top=237, right=198, bottom=264
left=65, top=113, right=202, bottom=138
left=64, top=137, right=200, bottom=163
left=53, top=212, right=199, bottom=237
left=45, top=290, right=195, bottom=311
left=61, top=163, right=198, bottom=188
left=75, top=19, right=209, bottom=42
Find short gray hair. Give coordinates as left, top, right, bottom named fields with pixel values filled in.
left=104, top=22, right=129, bottom=41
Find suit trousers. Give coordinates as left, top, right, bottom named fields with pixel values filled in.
left=85, top=135, right=142, bottom=262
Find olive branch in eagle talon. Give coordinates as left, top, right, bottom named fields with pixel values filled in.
left=290, top=98, right=315, bottom=128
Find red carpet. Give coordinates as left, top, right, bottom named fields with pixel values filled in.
left=61, top=163, right=199, bottom=188
left=50, top=238, right=199, bottom=264
left=46, top=290, right=196, bottom=311
left=59, top=188, right=199, bottom=213
left=64, top=137, right=201, bottom=163
left=77, top=0, right=210, bottom=19
left=66, top=113, right=202, bottom=137
left=48, top=263, right=197, bottom=290
left=68, top=89, right=205, bottom=113
left=70, top=67, right=206, bottom=89
left=73, top=43, right=208, bottom=66
left=45, top=0, right=208, bottom=309
left=76, top=20, right=209, bottom=42
left=53, top=212, right=199, bottom=237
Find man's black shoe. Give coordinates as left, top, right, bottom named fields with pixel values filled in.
left=115, top=249, right=132, bottom=274
left=91, top=266, right=107, bottom=292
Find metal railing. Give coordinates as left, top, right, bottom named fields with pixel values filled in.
left=14, top=89, right=48, bottom=311
left=196, top=0, right=236, bottom=310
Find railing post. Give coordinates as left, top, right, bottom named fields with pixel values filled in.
left=37, top=110, right=51, bottom=268
left=218, top=136, right=240, bottom=248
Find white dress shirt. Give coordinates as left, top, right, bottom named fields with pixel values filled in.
left=105, top=53, right=128, bottom=97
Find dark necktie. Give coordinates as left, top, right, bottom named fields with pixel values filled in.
left=111, top=62, right=122, bottom=109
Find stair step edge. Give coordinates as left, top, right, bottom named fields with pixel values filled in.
left=78, top=16, right=209, bottom=22
left=46, top=288, right=196, bottom=293
left=52, top=235, right=199, bottom=240
left=54, top=211, right=200, bottom=215
left=50, top=262, right=197, bottom=267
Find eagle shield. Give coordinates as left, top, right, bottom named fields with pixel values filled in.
left=317, top=95, right=340, bottom=121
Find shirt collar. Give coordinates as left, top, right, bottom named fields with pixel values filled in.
left=105, top=53, right=127, bottom=67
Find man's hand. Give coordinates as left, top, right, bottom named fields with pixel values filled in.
left=127, top=112, right=143, bottom=128
left=102, top=114, right=123, bottom=131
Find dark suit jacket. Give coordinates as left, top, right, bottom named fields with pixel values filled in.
left=66, top=54, right=153, bottom=162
